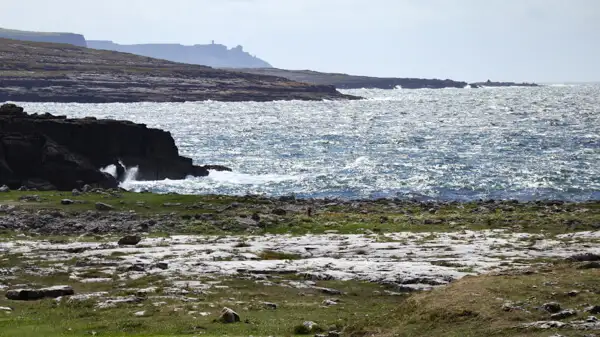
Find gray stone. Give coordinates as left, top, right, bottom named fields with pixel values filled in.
left=322, top=299, right=338, bottom=306
left=19, top=195, right=41, bottom=202
left=61, top=199, right=74, bottom=205
left=313, top=287, right=343, bottom=295
left=72, top=189, right=82, bottom=196
left=262, top=302, right=278, bottom=310
left=96, top=296, right=144, bottom=309
left=521, top=321, right=566, bottom=329
left=6, top=285, right=74, bottom=301
left=328, top=331, right=341, bottom=337
left=567, top=253, right=600, bottom=262
left=162, top=203, right=182, bottom=207
left=95, top=202, right=114, bottom=211
left=118, top=235, right=142, bottom=246
left=153, top=262, right=169, bottom=270
left=585, top=306, right=600, bottom=315
left=218, top=307, right=240, bottom=323
left=271, top=208, right=287, bottom=216
left=82, top=184, right=92, bottom=193
left=542, top=302, right=562, bottom=313
left=0, top=306, right=12, bottom=311
left=0, top=185, right=9, bottom=192
left=550, top=309, right=577, bottom=320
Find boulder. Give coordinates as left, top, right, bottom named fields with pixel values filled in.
left=550, top=309, right=577, bottom=320
left=542, top=302, right=562, bottom=313
left=6, top=285, right=74, bottom=301
left=61, top=199, right=74, bottom=205
left=0, top=185, right=8, bottom=192
left=95, top=202, right=114, bottom=211
left=218, top=307, right=240, bottom=323
left=118, top=235, right=142, bottom=246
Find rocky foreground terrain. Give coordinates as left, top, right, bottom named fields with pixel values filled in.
left=0, top=190, right=599, bottom=336
left=0, top=38, right=356, bottom=103
left=0, top=104, right=229, bottom=190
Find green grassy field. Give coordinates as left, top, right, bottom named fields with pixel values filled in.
left=1, top=190, right=599, bottom=336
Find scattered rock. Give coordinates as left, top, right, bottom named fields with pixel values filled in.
left=152, top=262, right=169, bottom=270
left=82, top=184, right=92, bottom=193
left=134, top=311, right=146, bottom=317
left=262, top=302, right=278, bottom=310
left=6, top=286, right=74, bottom=301
left=118, top=235, right=142, bottom=246
left=96, top=296, right=144, bottom=309
left=567, top=253, right=600, bottom=262
left=542, top=302, right=562, bottom=313
left=95, top=202, right=114, bottom=211
left=313, top=287, right=343, bottom=295
left=521, top=321, right=566, bottom=329
left=162, top=203, right=182, bottom=207
left=127, top=264, right=146, bottom=272
left=295, top=321, right=319, bottom=334
left=271, top=208, right=287, bottom=216
left=567, top=290, right=579, bottom=297
left=0, top=185, right=9, bottom=192
left=585, top=306, right=600, bottom=315
left=578, top=262, right=600, bottom=269
left=550, top=309, right=577, bottom=320
left=328, top=331, right=341, bottom=337
left=19, top=195, right=41, bottom=202
left=218, top=307, right=240, bottom=323
left=61, top=199, right=75, bottom=205
left=322, top=299, right=338, bottom=306
left=72, top=189, right=82, bottom=196
left=0, top=306, right=12, bottom=311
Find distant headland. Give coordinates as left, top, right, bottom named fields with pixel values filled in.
left=0, top=27, right=540, bottom=92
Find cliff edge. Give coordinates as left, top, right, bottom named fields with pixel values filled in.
left=0, top=38, right=357, bottom=103
left=0, top=28, right=87, bottom=47
left=87, top=40, right=271, bottom=69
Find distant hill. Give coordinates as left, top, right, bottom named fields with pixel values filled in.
left=0, top=38, right=355, bottom=103
left=0, top=27, right=87, bottom=47
left=87, top=40, right=272, bottom=69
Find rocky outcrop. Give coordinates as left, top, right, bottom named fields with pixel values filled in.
left=469, top=80, right=539, bottom=88
left=0, top=104, right=226, bottom=190
left=234, top=68, right=469, bottom=89
left=87, top=40, right=272, bottom=68
left=0, top=38, right=357, bottom=103
left=0, top=27, right=86, bottom=47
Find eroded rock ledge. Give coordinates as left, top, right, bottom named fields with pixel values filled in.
left=0, top=103, right=227, bottom=190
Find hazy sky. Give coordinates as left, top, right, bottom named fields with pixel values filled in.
left=3, top=0, right=599, bottom=82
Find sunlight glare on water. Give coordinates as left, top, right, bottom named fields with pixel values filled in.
left=18, top=85, right=600, bottom=201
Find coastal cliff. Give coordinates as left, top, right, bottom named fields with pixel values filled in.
left=0, top=28, right=87, bottom=47
left=87, top=40, right=271, bottom=68
left=0, top=38, right=356, bottom=103
left=0, top=104, right=226, bottom=190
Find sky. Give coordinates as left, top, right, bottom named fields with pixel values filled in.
left=2, top=0, right=600, bottom=83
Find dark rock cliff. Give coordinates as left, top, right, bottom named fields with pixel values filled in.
left=0, top=104, right=225, bottom=190
left=0, top=28, right=87, bottom=47
left=87, top=40, right=271, bottom=69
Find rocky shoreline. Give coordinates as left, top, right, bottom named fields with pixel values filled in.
left=0, top=38, right=358, bottom=103
left=0, top=104, right=229, bottom=190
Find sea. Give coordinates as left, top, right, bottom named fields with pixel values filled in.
left=17, top=85, right=600, bottom=202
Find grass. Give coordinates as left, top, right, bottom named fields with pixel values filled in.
left=1, top=190, right=599, bottom=236
left=345, top=261, right=600, bottom=337
left=1, top=257, right=598, bottom=336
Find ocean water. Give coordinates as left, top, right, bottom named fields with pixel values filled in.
left=17, top=85, right=600, bottom=201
